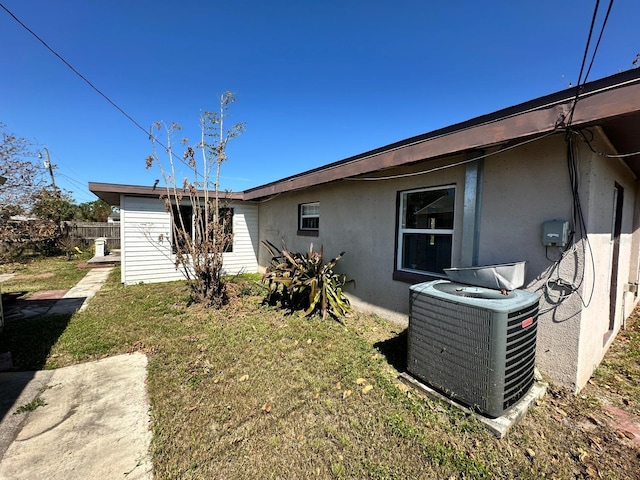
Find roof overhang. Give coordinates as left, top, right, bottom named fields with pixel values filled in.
left=88, top=182, right=244, bottom=207
left=243, top=69, right=640, bottom=200
left=90, top=69, right=640, bottom=204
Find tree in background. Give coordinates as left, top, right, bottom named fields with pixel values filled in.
left=0, top=123, right=46, bottom=218
left=147, top=92, right=244, bottom=308
left=31, top=187, right=77, bottom=222
left=76, top=199, right=114, bottom=222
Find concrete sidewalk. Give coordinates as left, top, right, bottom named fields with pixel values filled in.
left=47, top=267, right=114, bottom=317
left=2, top=267, right=114, bottom=322
left=0, top=353, right=153, bottom=480
left=0, top=266, right=153, bottom=479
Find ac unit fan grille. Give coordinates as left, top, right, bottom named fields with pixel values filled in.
left=409, top=295, right=494, bottom=412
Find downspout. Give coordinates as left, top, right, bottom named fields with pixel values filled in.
left=460, top=151, right=484, bottom=267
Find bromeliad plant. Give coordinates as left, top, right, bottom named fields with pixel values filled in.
left=262, top=240, right=353, bottom=321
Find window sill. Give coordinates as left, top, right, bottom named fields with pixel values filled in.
left=297, top=229, right=319, bottom=237
left=393, top=270, right=443, bottom=284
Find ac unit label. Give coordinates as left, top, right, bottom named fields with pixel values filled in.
left=522, top=317, right=534, bottom=328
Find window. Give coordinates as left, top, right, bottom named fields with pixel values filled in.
left=171, top=204, right=193, bottom=253
left=396, top=186, right=455, bottom=276
left=218, top=207, right=234, bottom=253
left=298, top=202, right=319, bottom=236
left=171, top=204, right=234, bottom=253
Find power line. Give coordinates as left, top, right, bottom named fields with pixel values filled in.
left=0, top=3, right=149, bottom=138
left=567, top=0, right=615, bottom=127
left=584, top=0, right=615, bottom=84
left=0, top=2, right=197, bottom=177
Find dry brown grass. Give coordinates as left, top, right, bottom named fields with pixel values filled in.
left=4, top=269, right=640, bottom=479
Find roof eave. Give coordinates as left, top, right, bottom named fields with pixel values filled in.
left=88, top=182, right=245, bottom=207
left=244, top=70, right=640, bottom=201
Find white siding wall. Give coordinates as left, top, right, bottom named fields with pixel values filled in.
left=120, top=195, right=258, bottom=285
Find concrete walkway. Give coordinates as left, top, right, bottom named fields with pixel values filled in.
left=2, top=268, right=114, bottom=322
left=47, top=267, right=114, bottom=317
left=0, top=354, right=153, bottom=480
left=0, top=267, right=154, bottom=479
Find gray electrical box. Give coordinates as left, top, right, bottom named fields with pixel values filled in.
left=542, top=220, right=569, bottom=247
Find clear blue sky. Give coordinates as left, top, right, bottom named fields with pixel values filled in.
left=1, top=0, right=638, bottom=204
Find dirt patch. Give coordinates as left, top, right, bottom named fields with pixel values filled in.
left=26, top=290, right=68, bottom=300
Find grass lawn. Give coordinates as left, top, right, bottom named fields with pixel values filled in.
left=2, top=258, right=640, bottom=479
left=0, top=253, right=91, bottom=294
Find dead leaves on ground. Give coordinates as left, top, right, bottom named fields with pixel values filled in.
left=335, top=378, right=375, bottom=400
left=127, top=340, right=158, bottom=354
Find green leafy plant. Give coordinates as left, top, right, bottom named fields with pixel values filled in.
left=262, top=240, right=353, bottom=321
left=14, top=392, right=47, bottom=415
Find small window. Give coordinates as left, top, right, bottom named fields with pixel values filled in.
left=396, top=186, right=455, bottom=276
left=298, top=202, right=319, bottom=236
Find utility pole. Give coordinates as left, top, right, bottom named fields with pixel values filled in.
left=42, top=147, right=56, bottom=189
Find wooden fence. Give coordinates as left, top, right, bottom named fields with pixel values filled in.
left=65, top=222, right=121, bottom=249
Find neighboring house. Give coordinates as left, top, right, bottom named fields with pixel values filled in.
left=90, top=68, right=640, bottom=392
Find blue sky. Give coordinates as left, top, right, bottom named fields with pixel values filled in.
left=1, top=0, right=638, bottom=203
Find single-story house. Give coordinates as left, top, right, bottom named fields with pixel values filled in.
left=90, top=68, right=640, bottom=392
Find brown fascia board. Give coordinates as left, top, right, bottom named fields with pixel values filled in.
left=243, top=69, right=640, bottom=201
left=88, top=182, right=244, bottom=207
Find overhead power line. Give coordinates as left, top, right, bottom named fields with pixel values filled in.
left=0, top=2, right=150, bottom=139
left=567, top=0, right=615, bottom=126
left=584, top=0, right=615, bottom=83
left=0, top=2, right=195, bottom=177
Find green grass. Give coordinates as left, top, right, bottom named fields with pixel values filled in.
left=0, top=254, right=91, bottom=294
left=2, top=264, right=640, bottom=479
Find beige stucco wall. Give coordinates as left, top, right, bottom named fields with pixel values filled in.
left=574, top=128, right=639, bottom=389
left=257, top=132, right=640, bottom=391
left=480, top=134, right=587, bottom=388
left=258, top=158, right=467, bottom=324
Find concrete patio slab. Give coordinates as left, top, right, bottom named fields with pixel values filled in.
left=0, top=353, right=153, bottom=480
left=398, top=372, right=548, bottom=438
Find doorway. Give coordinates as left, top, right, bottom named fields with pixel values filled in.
left=609, top=183, right=624, bottom=331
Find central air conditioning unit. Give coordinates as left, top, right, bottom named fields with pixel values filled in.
left=408, top=280, right=540, bottom=418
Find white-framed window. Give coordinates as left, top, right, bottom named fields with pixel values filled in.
left=396, top=186, right=455, bottom=275
left=299, top=202, right=319, bottom=235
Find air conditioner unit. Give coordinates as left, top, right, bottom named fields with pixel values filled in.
left=408, top=280, right=540, bottom=418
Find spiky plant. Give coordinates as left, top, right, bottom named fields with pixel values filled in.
left=262, top=240, right=353, bottom=321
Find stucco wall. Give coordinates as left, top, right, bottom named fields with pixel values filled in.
left=480, top=134, right=587, bottom=388
left=258, top=158, right=467, bottom=324
left=121, top=195, right=259, bottom=285
left=257, top=132, right=639, bottom=390
left=575, top=128, right=639, bottom=389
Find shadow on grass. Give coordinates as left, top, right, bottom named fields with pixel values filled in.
left=0, top=313, right=72, bottom=371
left=0, top=313, right=71, bottom=433
left=374, top=328, right=408, bottom=372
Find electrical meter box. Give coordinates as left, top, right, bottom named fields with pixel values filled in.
left=542, top=220, right=569, bottom=247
